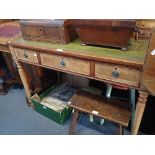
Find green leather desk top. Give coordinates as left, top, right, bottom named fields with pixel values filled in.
left=12, top=37, right=149, bottom=67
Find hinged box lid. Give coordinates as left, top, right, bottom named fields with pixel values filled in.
left=72, top=19, right=136, bottom=29
left=19, top=19, right=73, bottom=27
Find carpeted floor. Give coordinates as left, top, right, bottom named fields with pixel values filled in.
left=0, top=88, right=131, bottom=135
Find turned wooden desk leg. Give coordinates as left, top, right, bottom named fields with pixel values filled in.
left=132, top=91, right=149, bottom=135
left=69, top=109, right=80, bottom=135
left=16, top=62, right=32, bottom=106
left=9, top=43, right=31, bottom=106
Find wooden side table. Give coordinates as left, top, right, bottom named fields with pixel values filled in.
left=68, top=91, right=131, bottom=135
left=0, top=21, right=22, bottom=94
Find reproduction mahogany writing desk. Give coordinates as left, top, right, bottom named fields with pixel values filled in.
left=9, top=32, right=155, bottom=135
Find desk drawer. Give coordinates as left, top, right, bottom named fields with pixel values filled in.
left=40, top=53, right=90, bottom=76
left=14, top=48, right=38, bottom=63
left=95, top=62, right=141, bottom=87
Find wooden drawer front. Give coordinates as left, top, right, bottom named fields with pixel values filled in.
left=95, top=63, right=141, bottom=86
left=15, top=48, right=38, bottom=63
left=40, top=53, right=90, bottom=76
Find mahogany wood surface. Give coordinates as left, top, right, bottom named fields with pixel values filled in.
left=132, top=91, right=149, bottom=134
left=20, top=19, right=78, bottom=44
left=40, top=53, right=90, bottom=76
left=21, top=63, right=58, bottom=94
left=142, top=32, right=155, bottom=96
left=68, top=91, right=131, bottom=127
left=95, top=62, right=141, bottom=87
left=136, top=20, right=155, bottom=39
left=69, top=110, right=80, bottom=135
left=72, top=19, right=136, bottom=49
left=0, top=21, right=22, bottom=93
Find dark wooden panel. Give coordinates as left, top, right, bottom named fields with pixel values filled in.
left=142, top=32, right=155, bottom=96
left=21, top=63, right=58, bottom=93
left=20, top=19, right=78, bottom=44
left=68, top=91, right=131, bottom=127
left=72, top=19, right=136, bottom=49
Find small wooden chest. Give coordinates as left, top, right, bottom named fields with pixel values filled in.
left=136, top=20, right=155, bottom=39
left=19, top=19, right=78, bottom=44
left=72, top=19, right=136, bottom=50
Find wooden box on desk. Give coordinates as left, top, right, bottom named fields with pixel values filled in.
left=72, top=19, right=136, bottom=50
left=136, top=19, right=155, bottom=39
left=19, top=19, right=78, bottom=44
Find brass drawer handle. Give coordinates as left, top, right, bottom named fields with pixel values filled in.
left=112, top=67, right=119, bottom=78
left=60, top=58, right=65, bottom=66
left=23, top=53, right=28, bottom=59
left=112, top=71, right=119, bottom=78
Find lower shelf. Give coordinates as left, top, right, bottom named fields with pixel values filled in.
left=68, top=91, right=131, bottom=127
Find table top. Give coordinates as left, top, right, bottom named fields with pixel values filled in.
left=12, top=37, right=149, bottom=68
left=0, top=21, right=21, bottom=46
left=10, top=28, right=155, bottom=95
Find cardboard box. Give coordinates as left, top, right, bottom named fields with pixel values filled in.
left=31, top=82, right=76, bottom=124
